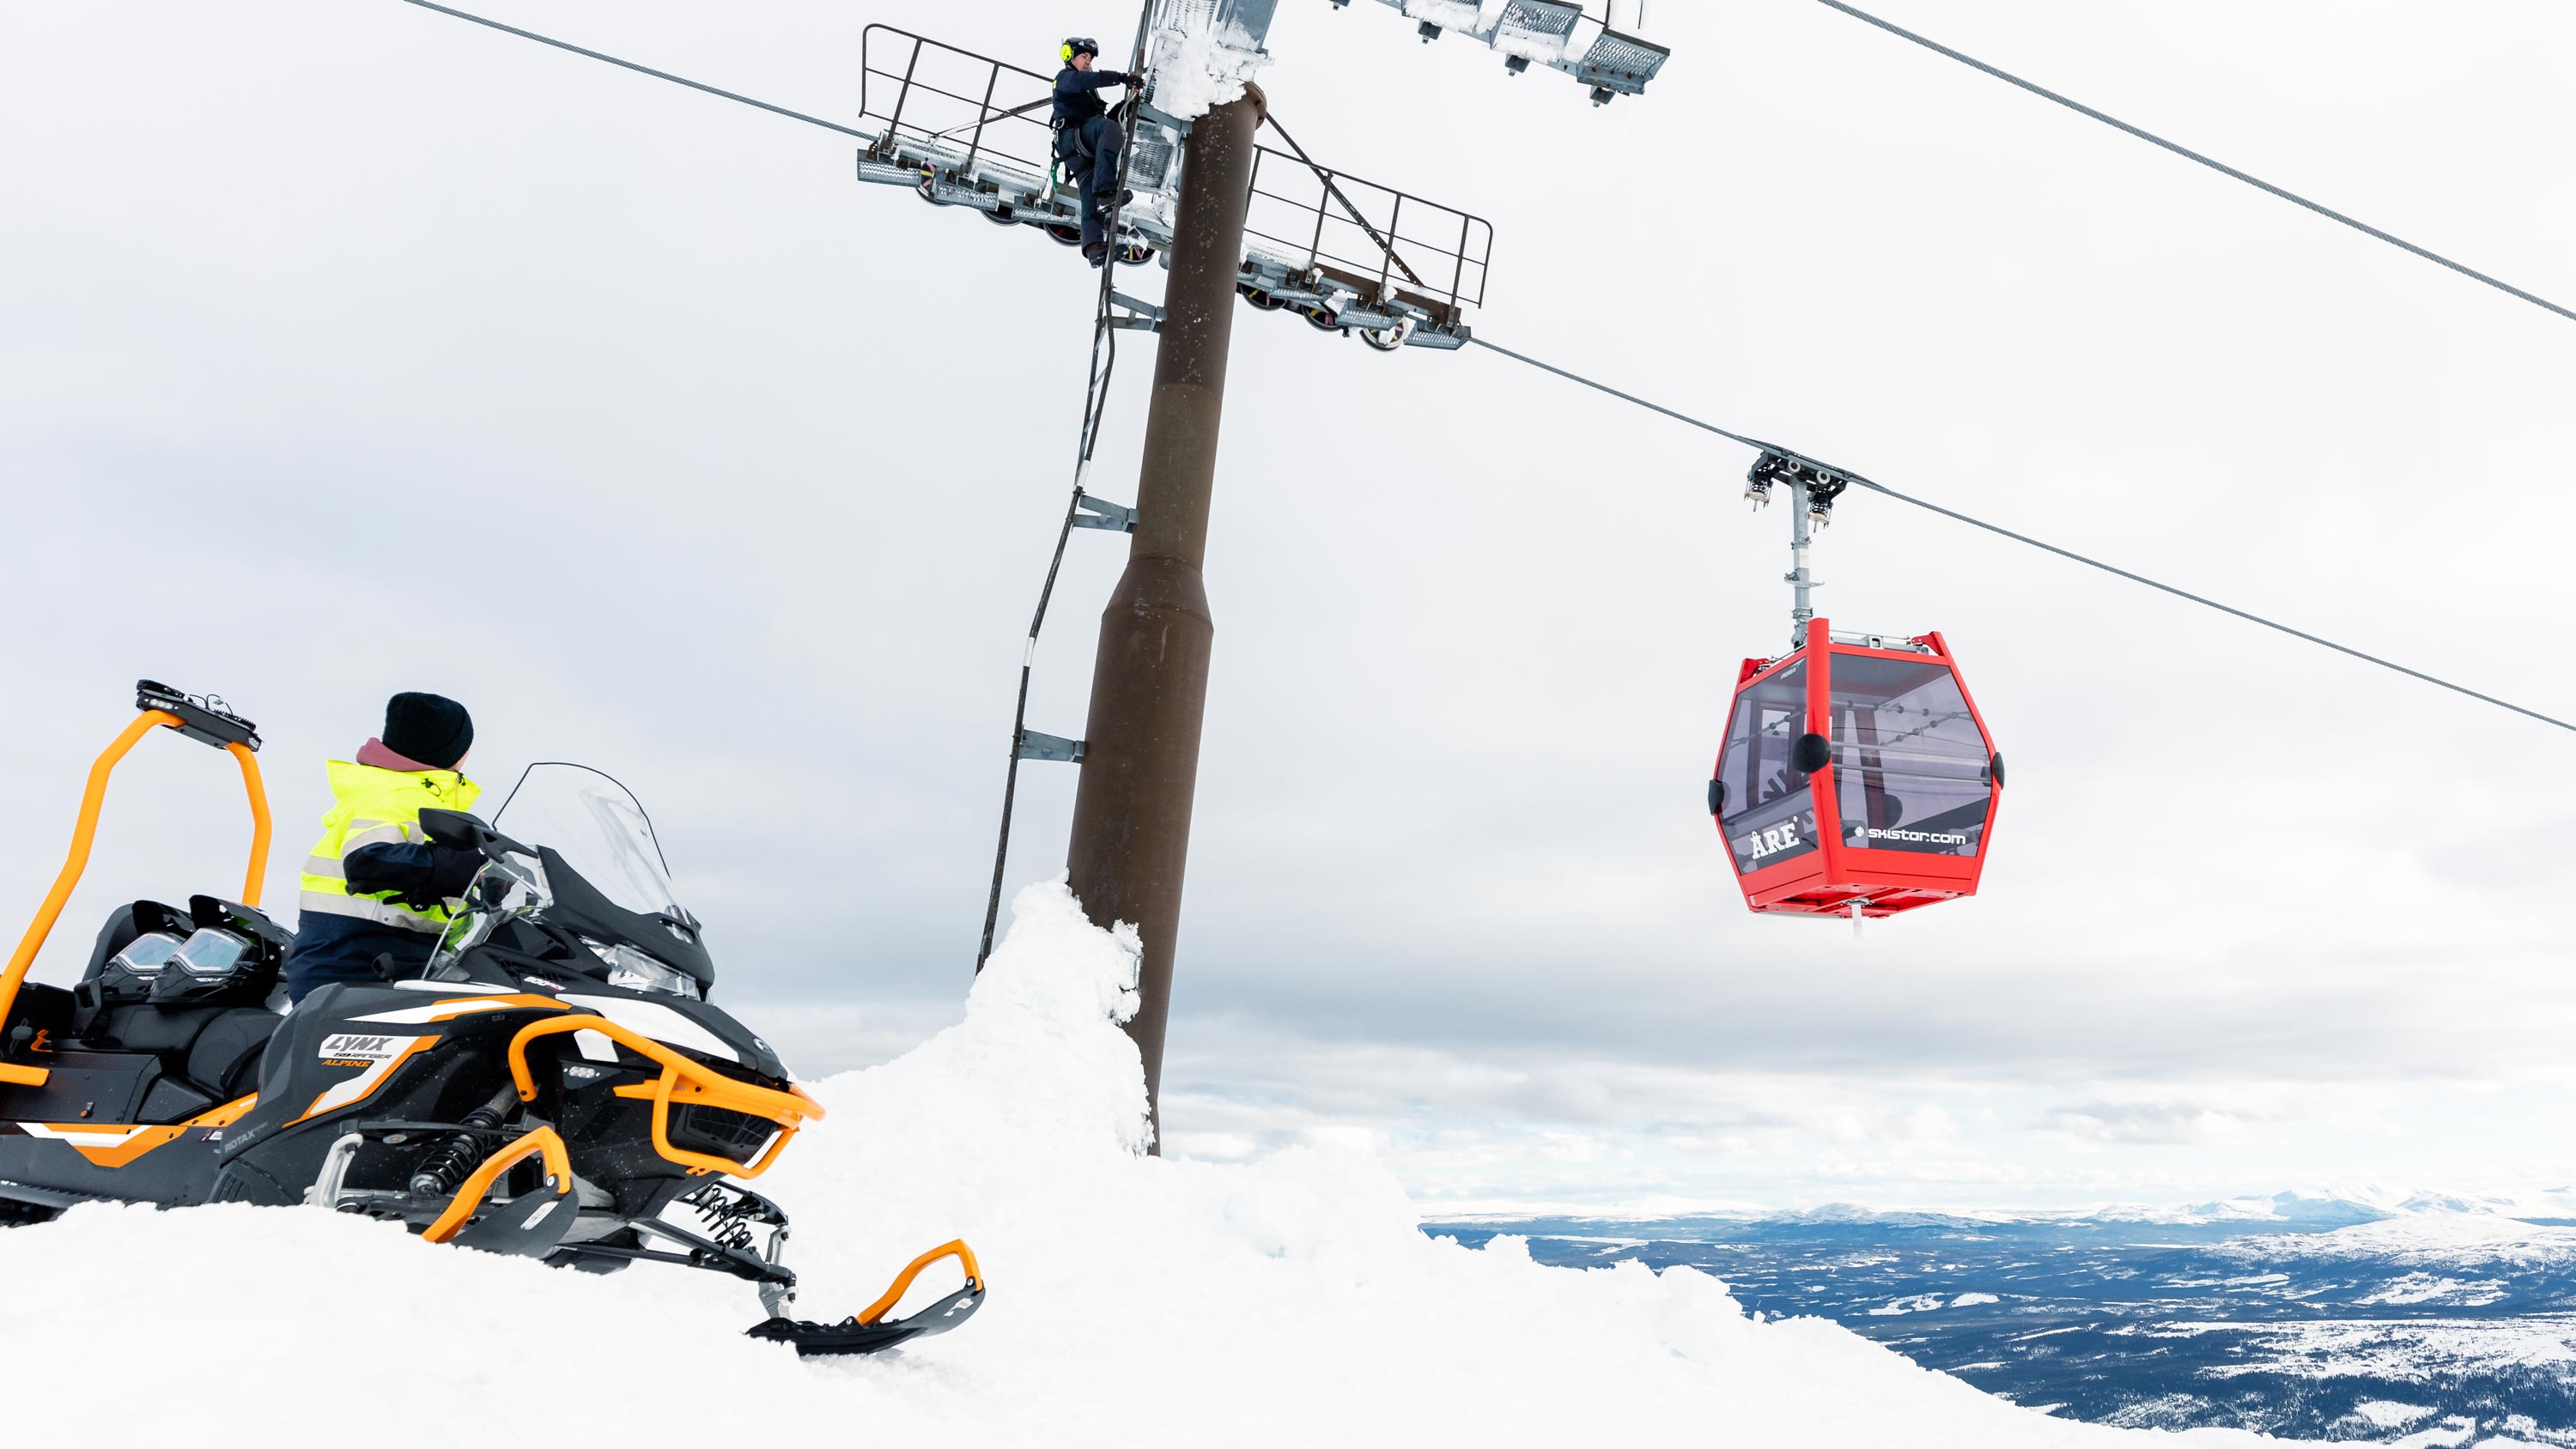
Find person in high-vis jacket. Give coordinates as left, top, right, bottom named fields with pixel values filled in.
left=283, top=693, right=483, bottom=1003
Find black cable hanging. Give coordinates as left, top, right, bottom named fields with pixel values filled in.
left=975, top=10, right=1159, bottom=972
left=1802, top=0, right=2576, bottom=328
left=1467, top=336, right=2576, bottom=736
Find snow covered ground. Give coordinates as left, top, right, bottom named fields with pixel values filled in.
left=2218, top=1216, right=2576, bottom=1271
left=0, top=884, right=2277, bottom=1447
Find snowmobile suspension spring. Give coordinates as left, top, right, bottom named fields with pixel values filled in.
left=678, top=1182, right=762, bottom=1254
left=407, top=1085, right=519, bottom=1203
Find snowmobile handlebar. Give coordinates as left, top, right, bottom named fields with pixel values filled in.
left=1, top=688, right=272, bottom=1088
left=418, top=807, right=532, bottom=863
left=504, top=1014, right=825, bottom=1179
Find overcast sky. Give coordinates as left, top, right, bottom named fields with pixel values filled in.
left=3, top=0, right=2571, bottom=1213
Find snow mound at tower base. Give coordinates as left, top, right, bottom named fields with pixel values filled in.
left=0, top=885, right=2269, bottom=1447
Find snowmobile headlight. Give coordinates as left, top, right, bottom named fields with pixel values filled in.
left=170, top=926, right=253, bottom=978
left=108, top=931, right=186, bottom=976
left=590, top=940, right=702, bottom=1001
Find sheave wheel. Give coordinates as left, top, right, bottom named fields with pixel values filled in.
left=1301, top=306, right=1341, bottom=334
left=1239, top=287, right=1287, bottom=311
left=1362, top=326, right=1407, bottom=352
left=1045, top=224, right=1084, bottom=247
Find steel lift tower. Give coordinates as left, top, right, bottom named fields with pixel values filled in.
left=855, top=1, right=1671, bottom=1139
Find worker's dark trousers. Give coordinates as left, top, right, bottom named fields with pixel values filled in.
left=1064, top=117, right=1125, bottom=247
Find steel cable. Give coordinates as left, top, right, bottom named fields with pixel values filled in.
left=391, top=0, right=870, bottom=138
left=377, top=0, right=2576, bottom=737
left=1802, top=0, right=2576, bottom=328
left=1467, top=337, right=2575, bottom=735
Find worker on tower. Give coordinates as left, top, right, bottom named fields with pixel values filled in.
left=1054, top=36, right=1143, bottom=268
left=282, top=692, right=483, bottom=1003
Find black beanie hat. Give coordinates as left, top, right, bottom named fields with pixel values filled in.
left=383, top=692, right=474, bottom=770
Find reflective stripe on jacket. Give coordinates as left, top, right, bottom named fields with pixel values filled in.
left=296, top=760, right=483, bottom=934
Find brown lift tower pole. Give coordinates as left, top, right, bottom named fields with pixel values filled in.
left=1065, top=89, right=1263, bottom=1149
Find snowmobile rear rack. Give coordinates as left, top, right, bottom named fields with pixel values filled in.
left=135, top=680, right=261, bottom=752
left=0, top=683, right=272, bottom=1089
left=853, top=25, right=1490, bottom=350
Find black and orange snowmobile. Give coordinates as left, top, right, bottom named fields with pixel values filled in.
left=0, top=682, right=981, bottom=1355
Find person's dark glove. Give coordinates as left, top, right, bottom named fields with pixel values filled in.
left=344, top=841, right=485, bottom=911
left=427, top=844, right=485, bottom=904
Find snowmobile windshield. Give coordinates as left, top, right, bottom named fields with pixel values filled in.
left=427, top=762, right=716, bottom=995
left=493, top=763, right=685, bottom=922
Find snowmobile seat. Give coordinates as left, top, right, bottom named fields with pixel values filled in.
left=184, top=1008, right=274, bottom=1101
left=73, top=1005, right=274, bottom=1109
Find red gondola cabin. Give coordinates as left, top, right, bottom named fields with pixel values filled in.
left=1710, top=619, right=2003, bottom=919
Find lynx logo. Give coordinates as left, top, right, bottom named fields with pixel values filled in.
left=317, top=1034, right=409, bottom=1063
left=1743, top=821, right=1802, bottom=860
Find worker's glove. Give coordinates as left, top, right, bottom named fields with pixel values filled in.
left=344, top=842, right=487, bottom=911
left=425, top=844, right=487, bottom=905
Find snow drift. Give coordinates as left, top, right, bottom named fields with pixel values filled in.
left=0, top=884, right=2271, bottom=1446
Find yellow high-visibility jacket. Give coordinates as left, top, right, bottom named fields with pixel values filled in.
left=296, top=761, right=483, bottom=934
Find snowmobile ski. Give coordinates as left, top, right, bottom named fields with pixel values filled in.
left=747, top=1239, right=987, bottom=1356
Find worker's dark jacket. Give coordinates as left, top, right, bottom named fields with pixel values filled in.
left=1053, top=66, right=1136, bottom=150
left=285, top=842, right=485, bottom=1001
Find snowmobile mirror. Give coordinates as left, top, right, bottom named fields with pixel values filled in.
left=1791, top=732, right=1832, bottom=775
left=417, top=809, right=482, bottom=849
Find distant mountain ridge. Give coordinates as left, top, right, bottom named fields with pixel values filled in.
left=1428, top=1185, right=2576, bottom=1231
left=1425, top=1188, right=2576, bottom=1440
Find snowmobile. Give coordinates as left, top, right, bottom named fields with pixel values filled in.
left=0, top=682, right=982, bottom=1355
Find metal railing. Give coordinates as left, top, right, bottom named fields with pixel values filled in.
left=859, top=26, right=1063, bottom=190
left=1243, top=144, right=1492, bottom=328
left=857, top=24, right=1494, bottom=332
